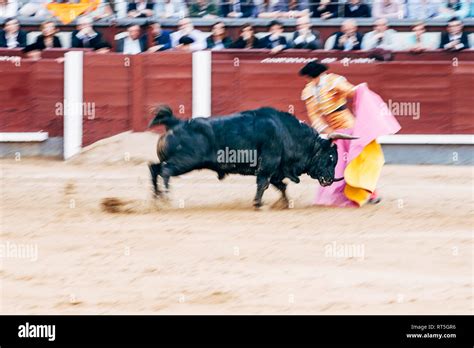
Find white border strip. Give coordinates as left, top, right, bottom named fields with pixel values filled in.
left=378, top=134, right=474, bottom=145
left=0, top=132, right=48, bottom=142
left=63, top=51, right=84, bottom=160
left=192, top=50, right=212, bottom=118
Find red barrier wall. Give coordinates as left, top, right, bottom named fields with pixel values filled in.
left=212, top=51, right=474, bottom=134
left=0, top=59, right=63, bottom=136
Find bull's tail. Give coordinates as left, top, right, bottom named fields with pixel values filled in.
left=148, top=105, right=181, bottom=130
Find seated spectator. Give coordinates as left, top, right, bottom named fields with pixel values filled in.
left=155, top=0, right=188, bottom=18
left=406, top=0, right=441, bottom=19
left=190, top=0, right=218, bottom=18
left=331, top=19, right=363, bottom=51
left=0, top=17, right=27, bottom=48
left=372, top=0, right=403, bottom=19
left=206, top=21, right=232, bottom=50
left=361, top=18, right=398, bottom=50
left=176, top=35, right=194, bottom=52
left=170, top=17, right=207, bottom=51
left=128, top=0, right=154, bottom=18
left=83, top=0, right=114, bottom=21
left=257, top=0, right=289, bottom=18
left=406, top=22, right=432, bottom=52
left=311, top=0, right=339, bottom=19
left=0, top=0, right=18, bottom=18
left=221, top=0, right=255, bottom=18
left=230, top=23, right=261, bottom=48
left=147, top=21, right=172, bottom=52
left=439, top=17, right=469, bottom=50
left=285, top=0, right=310, bottom=18
left=344, top=0, right=371, bottom=17
left=116, top=24, right=147, bottom=54
left=259, top=20, right=287, bottom=53
left=291, top=15, right=321, bottom=49
left=436, top=0, right=469, bottom=19
left=33, top=20, right=62, bottom=49
left=18, top=0, right=51, bottom=17
left=71, top=16, right=103, bottom=49
left=94, top=40, right=112, bottom=54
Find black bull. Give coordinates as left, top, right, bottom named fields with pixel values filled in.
left=148, top=105, right=356, bottom=208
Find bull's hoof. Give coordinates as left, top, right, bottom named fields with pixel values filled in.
left=271, top=197, right=290, bottom=210
left=253, top=201, right=263, bottom=210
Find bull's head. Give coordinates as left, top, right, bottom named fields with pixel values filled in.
left=307, top=132, right=358, bottom=187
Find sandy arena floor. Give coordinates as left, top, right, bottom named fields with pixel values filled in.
left=0, top=132, right=472, bottom=314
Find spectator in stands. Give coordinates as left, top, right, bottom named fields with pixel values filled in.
left=259, top=20, right=287, bottom=53
left=0, top=17, right=27, bottom=48
left=147, top=21, right=172, bottom=52
left=291, top=15, right=321, bottom=49
left=331, top=19, right=363, bottom=51
left=344, top=0, right=371, bottom=17
left=406, top=22, right=433, bottom=52
left=361, top=18, right=398, bottom=50
left=372, top=0, right=403, bottom=19
left=285, top=0, right=310, bottom=18
left=128, top=0, right=154, bottom=18
left=83, top=0, right=114, bottom=20
left=190, top=0, right=218, bottom=18
left=18, top=0, right=51, bottom=17
left=175, top=35, right=194, bottom=51
left=33, top=20, right=62, bottom=49
left=436, top=0, right=469, bottom=19
left=406, top=0, right=441, bottom=19
left=170, top=17, right=207, bottom=51
left=312, top=0, right=339, bottom=19
left=439, top=17, right=469, bottom=50
left=257, top=0, right=290, bottom=18
left=206, top=21, right=232, bottom=50
left=155, top=0, right=188, bottom=18
left=116, top=24, right=147, bottom=54
left=230, top=23, right=261, bottom=48
left=72, top=16, right=103, bottom=49
left=221, top=0, right=255, bottom=18
left=0, top=0, right=18, bottom=18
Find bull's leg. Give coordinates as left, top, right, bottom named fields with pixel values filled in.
left=254, top=175, right=271, bottom=208
left=271, top=180, right=289, bottom=209
left=148, top=163, right=162, bottom=197
left=160, top=162, right=194, bottom=192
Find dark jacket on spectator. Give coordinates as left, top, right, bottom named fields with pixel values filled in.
left=0, top=29, right=27, bottom=48
left=207, top=35, right=232, bottom=49
left=343, top=3, right=370, bottom=17
left=127, top=1, right=154, bottom=16
left=332, top=31, right=363, bottom=50
left=33, top=35, right=62, bottom=50
left=153, top=29, right=172, bottom=51
left=189, top=2, right=218, bottom=17
left=220, top=1, right=255, bottom=18
left=71, top=29, right=103, bottom=49
left=258, top=34, right=287, bottom=49
left=439, top=31, right=469, bottom=50
left=311, top=2, right=339, bottom=18
left=115, top=35, right=148, bottom=53
left=291, top=30, right=322, bottom=49
left=230, top=36, right=261, bottom=49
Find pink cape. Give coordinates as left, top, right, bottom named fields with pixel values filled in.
left=314, top=83, right=401, bottom=207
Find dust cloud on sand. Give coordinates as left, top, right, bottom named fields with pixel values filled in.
left=1, top=132, right=472, bottom=314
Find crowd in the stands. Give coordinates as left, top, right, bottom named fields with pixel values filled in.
left=0, top=1, right=473, bottom=57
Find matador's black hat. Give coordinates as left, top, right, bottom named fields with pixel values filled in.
left=299, top=61, right=329, bottom=78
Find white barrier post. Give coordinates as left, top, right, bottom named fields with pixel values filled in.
left=63, top=51, right=84, bottom=160
left=192, top=50, right=212, bottom=118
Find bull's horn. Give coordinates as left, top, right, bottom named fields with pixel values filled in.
left=327, top=132, right=359, bottom=140
left=333, top=177, right=344, bottom=182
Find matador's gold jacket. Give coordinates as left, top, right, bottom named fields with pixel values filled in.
left=301, top=73, right=357, bottom=132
